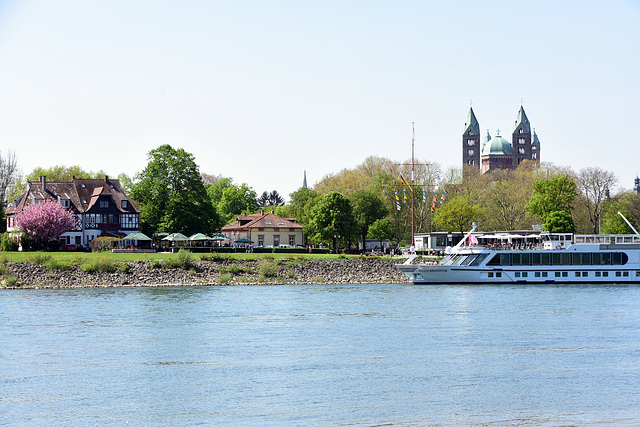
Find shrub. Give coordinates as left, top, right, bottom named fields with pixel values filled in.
left=0, top=233, right=18, bottom=251
left=226, top=264, right=243, bottom=275
left=218, top=273, right=231, bottom=283
left=44, top=258, right=71, bottom=272
left=2, top=275, right=18, bottom=287
left=200, top=253, right=230, bottom=262
left=28, top=253, right=52, bottom=265
left=258, top=260, right=279, bottom=280
left=89, top=237, right=121, bottom=252
left=163, top=249, right=193, bottom=269
left=119, top=263, right=131, bottom=274
left=80, top=257, right=117, bottom=273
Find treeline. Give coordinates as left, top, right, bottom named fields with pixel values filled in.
left=3, top=146, right=639, bottom=249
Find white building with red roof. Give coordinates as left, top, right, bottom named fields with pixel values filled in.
left=221, top=211, right=304, bottom=247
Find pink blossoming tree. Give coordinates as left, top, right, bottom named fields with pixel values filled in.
left=14, top=200, right=75, bottom=248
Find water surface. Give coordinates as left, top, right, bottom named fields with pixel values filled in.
left=2, top=284, right=639, bottom=425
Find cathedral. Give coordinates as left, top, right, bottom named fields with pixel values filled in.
left=462, top=106, right=541, bottom=173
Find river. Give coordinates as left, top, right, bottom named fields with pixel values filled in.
left=2, top=283, right=640, bottom=426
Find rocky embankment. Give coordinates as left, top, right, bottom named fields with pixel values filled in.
left=3, top=258, right=410, bottom=289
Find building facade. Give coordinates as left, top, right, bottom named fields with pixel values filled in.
left=463, top=106, right=541, bottom=173
left=6, top=176, right=140, bottom=245
left=221, top=211, right=304, bottom=247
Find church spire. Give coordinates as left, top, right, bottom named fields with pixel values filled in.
left=463, top=107, right=480, bottom=135
left=302, top=170, right=308, bottom=188
left=513, top=105, right=531, bottom=133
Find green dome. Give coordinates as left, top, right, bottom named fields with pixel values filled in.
left=481, top=135, right=512, bottom=156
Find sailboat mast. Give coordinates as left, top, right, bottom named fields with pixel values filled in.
left=411, top=122, right=415, bottom=247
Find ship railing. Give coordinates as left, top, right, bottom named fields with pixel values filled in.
left=574, top=234, right=640, bottom=244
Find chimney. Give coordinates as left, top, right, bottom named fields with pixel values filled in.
left=104, top=175, right=109, bottom=182
left=261, top=209, right=264, bottom=215
left=40, top=176, right=46, bottom=192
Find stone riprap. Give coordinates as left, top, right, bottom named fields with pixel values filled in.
left=3, top=258, right=410, bottom=289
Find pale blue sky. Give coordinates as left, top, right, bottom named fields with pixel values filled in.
left=1, top=0, right=638, bottom=199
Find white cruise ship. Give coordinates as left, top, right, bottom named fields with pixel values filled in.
left=397, top=226, right=640, bottom=285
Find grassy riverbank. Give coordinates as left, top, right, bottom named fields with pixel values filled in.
left=0, top=250, right=412, bottom=288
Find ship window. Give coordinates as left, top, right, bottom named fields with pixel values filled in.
left=576, top=253, right=591, bottom=265
left=552, top=253, right=561, bottom=265
left=616, top=271, right=622, bottom=277
left=636, top=271, right=640, bottom=277
left=532, top=253, right=541, bottom=265
left=512, top=253, right=521, bottom=266
left=453, top=256, right=467, bottom=266
left=575, top=272, right=581, bottom=277
left=515, top=272, right=520, bottom=278
left=562, top=272, right=568, bottom=277
left=612, top=253, right=622, bottom=265
left=601, top=253, right=611, bottom=265
left=562, top=253, right=571, bottom=265
left=488, top=272, right=494, bottom=278
left=603, top=271, right=609, bottom=277
left=522, top=272, right=528, bottom=278
left=541, top=253, right=551, bottom=265
left=623, top=271, right=629, bottom=277
left=542, top=272, right=548, bottom=277
left=500, top=254, right=510, bottom=266
left=596, top=271, right=601, bottom=277
left=555, top=272, right=561, bottom=277
left=592, top=253, right=601, bottom=265
left=469, top=253, right=489, bottom=266
left=487, top=255, right=500, bottom=266
left=521, top=253, right=530, bottom=266
left=496, top=272, right=502, bottom=278
left=582, top=272, right=588, bottom=277
left=535, top=272, right=541, bottom=277
left=461, top=255, right=477, bottom=266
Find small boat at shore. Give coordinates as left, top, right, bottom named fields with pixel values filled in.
left=397, top=213, right=640, bottom=285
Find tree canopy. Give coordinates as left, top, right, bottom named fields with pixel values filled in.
left=308, top=191, right=356, bottom=247
left=525, top=174, right=577, bottom=225
left=14, top=200, right=75, bottom=248
left=130, top=144, right=219, bottom=236
left=207, top=178, right=258, bottom=225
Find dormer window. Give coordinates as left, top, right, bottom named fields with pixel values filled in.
left=519, top=128, right=524, bottom=134
left=265, top=222, right=272, bottom=225
left=121, top=200, right=128, bottom=209
left=278, top=222, right=284, bottom=225
left=61, top=199, right=70, bottom=208
left=100, top=200, right=109, bottom=208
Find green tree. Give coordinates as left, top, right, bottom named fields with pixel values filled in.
left=525, top=174, right=577, bottom=224
left=275, top=187, right=320, bottom=229
left=26, top=165, right=107, bottom=182
left=433, top=195, right=484, bottom=235
left=601, top=208, right=638, bottom=234
left=350, top=190, right=388, bottom=252
left=130, top=144, right=219, bottom=236
left=210, top=180, right=258, bottom=225
left=308, top=191, right=356, bottom=251
left=367, top=218, right=393, bottom=250
left=543, top=210, right=576, bottom=233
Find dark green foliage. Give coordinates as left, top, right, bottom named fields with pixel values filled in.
left=526, top=174, right=577, bottom=223
left=89, top=237, right=120, bottom=252
left=351, top=190, right=388, bottom=251
left=1, top=233, right=18, bottom=251
left=162, top=249, right=194, bottom=269
left=131, top=145, right=219, bottom=236
left=308, top=191, right=356, bottom=247
left=80, top=257, right=117, bottom=273
left=258, top=260, right=279, bottom=280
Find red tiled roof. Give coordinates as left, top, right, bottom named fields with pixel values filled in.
left=221, top=212, right=303, bottom=231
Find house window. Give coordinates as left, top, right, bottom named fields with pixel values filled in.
left=274, top=228, right=280, bottom=232
left=100, top=200, right=109, bottom=208
left=289, top=236, right=295, bottom=246
left=532, top=153, right=537, bottom=160
left=467, top=160, right=475, bottom=165
left=273, top=235, right=280, bottom=246
left=121, top=200, right=128, bottom=209
left=60, top=199, right=70, bottom=208
left=467, top=149, right=474, bottom=156
left=258, top=228, right=264, bottom=231
left=258, top=235, right=264, bottom=246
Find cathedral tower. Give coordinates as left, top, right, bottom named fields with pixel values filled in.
left=512, top=106, right=532, bottom=168
left=462, top=107, right=480, bottom=168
